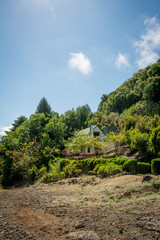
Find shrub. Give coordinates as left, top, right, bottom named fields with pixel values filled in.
left=97, top=163, right=123, bottom=178
left=150, top=126, right=160, bottom=154
left=113, top=158, right=128, bottom=165
left=58, top=158, right=70, bottom=170
left=151, top=158, right=160, bottom=174
left=81, top=158, right=110, bottom=172
left=137, top=162, right=151, bottom=174
left=27, top=165, right=39, bottom=182
left=63, top=163, right=78, bottom=177
left=129, top=130, right=149, bottom=152
left=123, top=159, right=137, bottom=173
left=40, top=171, right=60, bottom=183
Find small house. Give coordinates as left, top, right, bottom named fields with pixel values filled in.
left=79, top=124, right=105, bottom=157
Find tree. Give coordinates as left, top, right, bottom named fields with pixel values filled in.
left=36, top=97, right=52, bottom=115
left=61, top=109, right=79, bottom=139
left=44, top=116, right=66, bottom=149
left=105, top=131, right=125, bottom=153
left=60, top=105, right=92, bottom=139
left=143, top=77, right=160, bottom=103
left=76, top=104, right=91, bottom=129
left=11, top=116, right=27, bottom=131
left=65, top=131, right=105, bottom=155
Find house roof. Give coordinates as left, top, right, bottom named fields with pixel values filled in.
left=80, top=125, right=98, bottom=135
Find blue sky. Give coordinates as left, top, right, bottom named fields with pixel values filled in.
left=1, top=0, right=160, bottom=136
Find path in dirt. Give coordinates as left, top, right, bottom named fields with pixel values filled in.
left=0, top=175, right=160, bottom=240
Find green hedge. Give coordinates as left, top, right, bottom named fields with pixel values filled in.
left=137, top=162, right=151, bottom=174
left=123, top=159, right=137, bottom=173
left=151, top=158, right=160, bottom=175
left=97, top=163, right=123, bottom=178
left=80, top=158, right=111, bottom=172
left=112, top=158, right=129, bottom=165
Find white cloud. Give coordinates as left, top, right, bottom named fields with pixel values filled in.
left=68, top=53, right=93, bottom=75
left=134, top=16, right=160, bottom=68
left=115, top=53, right=130, bottom=68
left=0, top=126, right=12, bottom=138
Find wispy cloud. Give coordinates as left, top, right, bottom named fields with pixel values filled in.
left=68, top=53, right=93, bottom=75
left=134, top=16, right=160, bottom=68
left=115, top=53, right=130, bottom=68
left=49, top=6, right=56, bottom=18
left=0, top=126, right=12, bottom=138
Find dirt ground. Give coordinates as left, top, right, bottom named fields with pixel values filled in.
left=0, top=174, right=160, bottom=240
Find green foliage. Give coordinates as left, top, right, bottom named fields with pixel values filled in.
left=63, top=163, right=81, bottom=177
left=98, top=61, right=160, bottom=117
left=1, top=155, right=19, bottom=187
left=98, top=68, right=148, bottom=115
left=36, top=97, right=52, bottom=115
left=44, top=116, right=66, bottom=149
left=39, top=160, right=62, bottom=183
left=143, top=77, right=160, bottom=103
left=127, top=128, right=149, bottom=152
left=151, top=158, right=160, bottom=175
left=147, top=63, right=160, bottom=78
left=65, top=131, right=105, bottom=155
left=120, top=115, right=137, bottom=131
left=11, top=116, right=27, bottom=131
left=137, top=162, right=151, bottom=174
left=61, top=104, right=92, bottom=139
left=96, top=163, right=122, bottom=177
left=113, top=158, right=128, bottom=165
left=27, top=165, right=39, bottom=182
left=2, top=60, right=160, bottom=186
left=123, top=159, right=137, bottom=173
left=149, top=126, right=160, bottom=154
left=81, top=158, right=111, bottom=172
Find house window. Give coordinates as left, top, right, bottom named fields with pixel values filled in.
left=88, top=147, right=90, bottom=153
left=93, top=131, right=100, bottom=137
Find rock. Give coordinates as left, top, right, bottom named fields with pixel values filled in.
left=142, top=175, right=152, bottom=182
left=66, top=231, right=100, bottom=240
left=74, top=221, right=85, bottom=229
left=88, top=171, right=96, bottom=175
left=123, top=191, right=131, bottom=197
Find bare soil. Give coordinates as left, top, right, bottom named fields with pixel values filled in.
left=0, top=174, right=160, bottom=240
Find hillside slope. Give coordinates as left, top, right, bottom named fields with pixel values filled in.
left=98, top=60, right=160, bottom=116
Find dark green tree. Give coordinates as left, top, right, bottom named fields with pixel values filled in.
left=76, top=104, right=91, bottom=129
left=11, top=116, right=27, bottom=131
left=36, top=97, right=52, bottom=115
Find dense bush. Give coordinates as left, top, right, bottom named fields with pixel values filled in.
left=113, top=158, right=128, bottom=165
left=123, top=159, right=137, bottom=173
left=81, top=158, right=111, bottom=172
left=151, top=158, right=160, bottom=174
left=1, top=156, right=23, bottom=188
left=96, top=163, right=123, bottom=177
left=150, top=126, right=160, bottom=154
left=63, top=163, right=80, bottom=177
left=137, top=162, right=151, bottom=174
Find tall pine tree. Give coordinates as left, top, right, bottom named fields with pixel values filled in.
left=36, top=97, right=52, bottom=115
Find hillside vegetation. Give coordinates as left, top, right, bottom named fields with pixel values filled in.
left=1, top=60, right=160, bottom=187
left=98, top=59, right=160, bottom=115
